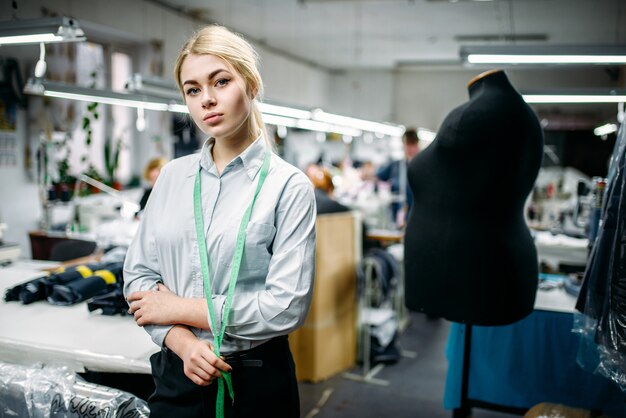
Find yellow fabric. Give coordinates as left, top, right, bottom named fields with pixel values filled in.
left=94, top=269, right=116, bottom=285
left=75, top=265, right=93, bottom=278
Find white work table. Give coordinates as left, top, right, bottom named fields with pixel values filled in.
left=534, top=285, right=578, bottom=313
left=0, top=260, right=158, bottom=374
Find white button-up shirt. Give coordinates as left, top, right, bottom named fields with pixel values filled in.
left=123, top=136, right=316, bottom=354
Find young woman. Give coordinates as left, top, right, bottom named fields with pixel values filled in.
left=124, top=25, right=316, bottom=418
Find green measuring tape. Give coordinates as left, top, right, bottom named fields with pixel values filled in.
left=193, top=151, right=271, bottom=418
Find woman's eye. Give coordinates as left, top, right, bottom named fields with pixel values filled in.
left=216, top=78, right=230, bottom=87
left=186, top=87, right=199, bottom=96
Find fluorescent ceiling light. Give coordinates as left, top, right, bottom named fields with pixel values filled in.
left=262, top=114, right=297, bottom=127
left=167, top=103, right=189, bottom=113
left=125, top=73, right=400, bottom=136
left=25, top=82, right=185, bottom=115
left=125, top=74, right=313, bottom=119
left=24, top=78, right=187, bottom=113
left=312, top=109, right=404, bottom=137
left=461, top=45, right=626, bottom=65
left=296, top=119, right=362, bottom=137
left=522, top=91, right=626, bottom=104
left=25, top=78, right=402, bottom=137
left=468, top=54, right=626, bottom=64
left=594, top=123, right=618, bottom=136
left=125, top=73, right=180, bottom=100
left=0, top=16, right=86, bottom=46
left=258, top=102, right=312, bottom=119
left=263, top=114, right=362, bottom=136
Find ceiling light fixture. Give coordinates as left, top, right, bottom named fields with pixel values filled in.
left=25, top=78, right=402, bottom=137
left=296, top=119, right=363, bottom=137
left=125, top=73, right=400, bottom=136
left=125, top=73, right=180, bottom=100
left=258, top=102, right=312, bottom=120
left=24, top=78, right=186, bottom=112
left=0, top=16, right=86, bottom=46
left=594, top=123, right=618, bottom=137
left=461, top=45, right=626, bottom=65
left=262, top=114, right=297, bottom=128
left=522, top=90, right=626, bottom=104
left=312, top=109, right=404, bottom=137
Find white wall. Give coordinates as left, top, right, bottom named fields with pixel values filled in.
left=261, top=47, right=330, bottom=110
left=327, top=70, right=394, bottom=122
left=0, top=110, right=41, bottom=257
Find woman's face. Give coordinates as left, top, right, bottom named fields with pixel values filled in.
left=180, top=54, right=252, bottom=144
left=147, top=167, right=161, bottom=186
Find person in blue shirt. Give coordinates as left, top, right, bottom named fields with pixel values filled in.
left=376, top=128, right=420, bottom=226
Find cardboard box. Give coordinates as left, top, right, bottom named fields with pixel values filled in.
left=289, top=212, right=358, bottom=382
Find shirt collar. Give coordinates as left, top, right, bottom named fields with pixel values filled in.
left=188, top=135, right=267, bottom=180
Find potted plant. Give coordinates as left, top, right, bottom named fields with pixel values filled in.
left=52, top=133, right=76, bottom=202
left=104, top=136, right=123, bottom=190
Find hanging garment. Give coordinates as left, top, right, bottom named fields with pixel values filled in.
left=576, top=123, right=626, bottom=390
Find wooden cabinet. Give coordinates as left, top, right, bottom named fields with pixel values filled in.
left=289, top=212, right=360, bottom=382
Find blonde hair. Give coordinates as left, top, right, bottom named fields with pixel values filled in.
left=143, top=157, right=168, bottom=181
left=174, top=25, right=273, bottom=150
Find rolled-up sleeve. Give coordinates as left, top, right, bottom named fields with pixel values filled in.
left=224, top=178, right=316, bottom=339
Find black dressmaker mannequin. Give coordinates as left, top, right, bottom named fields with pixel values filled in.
left=404, top=70, right=543, bottom=416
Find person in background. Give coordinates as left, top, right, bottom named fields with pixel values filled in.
left=358, top=160, right=377, bottom=185
left=138, top=157, right=168, bottom=212
left=306, top=163, right=350, bottom=214
left=123, top=25, right=316, bottom=418
left=376, top=128, right=420, bottom=226
left=306, top=163, right=374, bottom=253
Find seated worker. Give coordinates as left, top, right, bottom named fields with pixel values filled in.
left=306, top=163, right=376, bottom=252
left=138, top=157, right=168, bottom=213
left=305, top=163, right=350, bottom=214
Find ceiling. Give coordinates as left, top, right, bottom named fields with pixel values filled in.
left=152, top=0, right=625, bottom=71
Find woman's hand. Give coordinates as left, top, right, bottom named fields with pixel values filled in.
left=128, top=284, right=212, bottom=330
left=164, top=326, right=232, bottom=386
left=127, top=283, right=181, bottom=326
left=180, top=339, right=232, bottom=386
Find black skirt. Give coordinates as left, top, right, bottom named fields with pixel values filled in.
left=148, top=335, right=300, bottom=418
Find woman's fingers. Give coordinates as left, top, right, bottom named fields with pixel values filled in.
left=195, top=353, right=224, bottom=379
left=206, top=354, right=232, bottom=374
left=183, top=345, right=230, bottom=385
left=205, top=342, right=232, bottom=373
left=185, top=368, right=213, bottom=386
left=184, top=361, right=213, bottom=383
